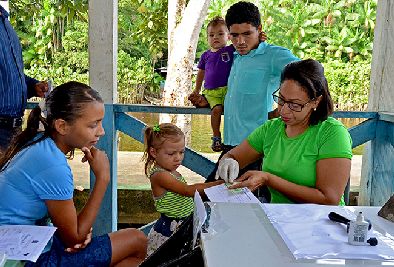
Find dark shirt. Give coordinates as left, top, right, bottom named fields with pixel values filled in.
left=0, top=4, right=38, bottom=118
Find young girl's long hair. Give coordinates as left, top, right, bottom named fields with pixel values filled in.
left=142, top=123, right=184, bottom=176
left=0, top=81, right=103, bottom=170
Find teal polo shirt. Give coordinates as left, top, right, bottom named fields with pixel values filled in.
left=223, top=42, right=299, bottom=146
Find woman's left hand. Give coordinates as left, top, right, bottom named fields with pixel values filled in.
left=64, top=227, right=93, bottom=253
left=228, top=171, right=269, bottom=192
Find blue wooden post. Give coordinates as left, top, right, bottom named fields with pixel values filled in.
left=368, top=114, right=394, bottom=205
left=92, top=105, right=118, bottom=235
left=360, top=0, right=394, bottom=205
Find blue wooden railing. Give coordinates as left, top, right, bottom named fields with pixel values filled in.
left=26, top=103, right=392, bottom=235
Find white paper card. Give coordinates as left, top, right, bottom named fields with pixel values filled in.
left=193, top=190, right=207, bottom=247
left=204, top=184, right=260, bottom=204
left=0, top=225, right=56, bottom=262
left=0, top=252, right=6, bottom=267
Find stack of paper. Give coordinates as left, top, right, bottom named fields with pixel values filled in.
left=0, top=225, right=56, bottom=262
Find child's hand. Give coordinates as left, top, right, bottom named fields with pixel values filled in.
left=81, top=146, right=110, bottom=184
left=188, top=93, right=209, bottom=108
left=191, top=90, right=199, bottom=96
left=188, top=91, right=198, bottom=102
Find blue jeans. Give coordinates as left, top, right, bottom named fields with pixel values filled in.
left=25, top=234, right=112, bottom=267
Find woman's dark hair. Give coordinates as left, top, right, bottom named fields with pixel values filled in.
left=0, top=81, right=103, bottom=170
left=225, top=1, right=261, bottom=29
left=280, top=59, right=333, bottom=125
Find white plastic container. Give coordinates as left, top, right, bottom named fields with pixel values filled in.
left=348, top=211, right=369, bottom=245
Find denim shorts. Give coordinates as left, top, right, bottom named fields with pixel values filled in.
left=25, top=233, right=112, bottom=267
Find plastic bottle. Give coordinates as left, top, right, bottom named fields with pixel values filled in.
left=348, top=212, right=369, bottom=245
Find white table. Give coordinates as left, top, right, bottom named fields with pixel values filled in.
left=201, top=203, right=394, bottom=267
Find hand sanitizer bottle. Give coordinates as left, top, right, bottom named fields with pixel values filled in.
left=348, top=212, right=369, bottom=245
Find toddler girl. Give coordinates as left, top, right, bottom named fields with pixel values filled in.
left=143, top=123, right=222, bottom=255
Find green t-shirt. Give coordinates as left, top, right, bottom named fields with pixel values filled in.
left=247, top=117, right=352, bottom=204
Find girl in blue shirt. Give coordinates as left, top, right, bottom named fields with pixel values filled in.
left=0, top=81, right=147, bottom=266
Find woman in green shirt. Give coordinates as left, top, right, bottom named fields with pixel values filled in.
left=216, top=59, right=352, bottom=205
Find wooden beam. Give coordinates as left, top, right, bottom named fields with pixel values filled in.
left=379, top=112, right=394, bottom=124
left=332, top=112, right=377, bottom=119
left=114, top=104, right=211, bottom=115
left=113, top=104, right=378, bottom=118
left=348, top=119, right=377, bottom=148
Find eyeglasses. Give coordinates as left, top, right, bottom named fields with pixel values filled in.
left=272, top=93, right=314, bottom=112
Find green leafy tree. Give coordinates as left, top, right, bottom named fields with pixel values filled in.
left=10, top=0, right=88, bottom=67
left=258, top=0, right=376, bottom=62
left=118, top=0, right=168, bottom=65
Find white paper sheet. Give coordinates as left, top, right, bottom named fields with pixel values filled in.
left=0, top=252, right=6, bottom=267
left=0, top=225, right=56, bottom=262
left=204, top=184, right=260, bottom=204
left=261, top=204, right=394, bottom=260
left=193, top=190, right=207, bottom=247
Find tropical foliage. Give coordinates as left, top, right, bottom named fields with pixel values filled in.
left=201, top=0, right=376, bottom=110
left=259, top=0, right=376, bottom=62
left=10, top=0, right=88, bottom=67
left=9, top=0, right=376, bottom=110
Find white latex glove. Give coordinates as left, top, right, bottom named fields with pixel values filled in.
left=214, top=157, right=239, bottom=183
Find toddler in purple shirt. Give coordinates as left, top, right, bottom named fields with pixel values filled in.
left=189, top=17, right=234, bottom=152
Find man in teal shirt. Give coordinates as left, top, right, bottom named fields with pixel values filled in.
left=224, top=1, right=299, bottom=146
left=207, top=2, right=299, bottom=200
